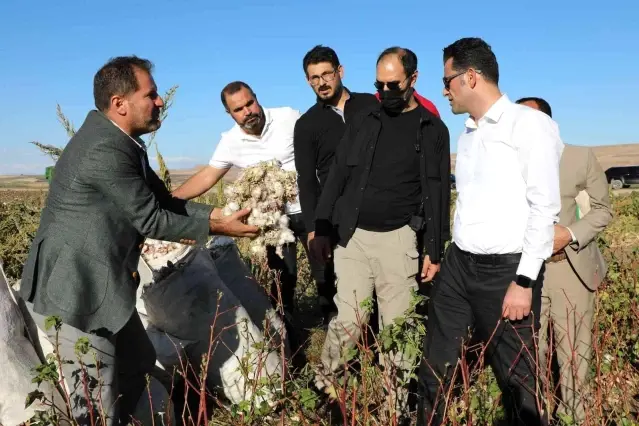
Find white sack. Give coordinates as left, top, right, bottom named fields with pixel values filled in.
left=208, top=237, right=289, bottom=358
left=0, top=264, right=59, bottom=426
left=140, top=240, right=286, bottom=406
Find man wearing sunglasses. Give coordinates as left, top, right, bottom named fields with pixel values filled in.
left=417, top=38, right=564, bottom=426
left=310, top=46, right=450, bottom=419
left=293, top=45, right=379, bottom=325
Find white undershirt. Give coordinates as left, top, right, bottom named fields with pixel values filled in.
left=209, top=107, right=302, bottom=214
left=452, top=94, right=564, bottom=280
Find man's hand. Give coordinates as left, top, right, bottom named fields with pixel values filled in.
left=210, top=207, right=224, bottom=220
left=307, top=231, right=315, bottom=245
left=209, top=208, right=259, bottom=238
left=501, top=282, right=533, bottom=321
left=553, top=224, right=573, bottom=254
left=421, top=255, right=440, bottom=282
left=309, top=235, right=331, bottom=264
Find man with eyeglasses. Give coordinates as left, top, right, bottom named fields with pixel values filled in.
left=309, top=46, right=450, bottom=420
left=293, top=45, right=379, bottom=325
left=416, top=38, right=563, bottom=426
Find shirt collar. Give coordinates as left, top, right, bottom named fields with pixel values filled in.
left=464, top=93, right=510, bottom=130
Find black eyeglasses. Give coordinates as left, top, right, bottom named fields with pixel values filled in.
left=309, top=70, right=337, bottom=86
left=374, top=76, right=410, bottom=92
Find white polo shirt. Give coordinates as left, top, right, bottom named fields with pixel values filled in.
left=209, top=106, right=302, bottom=215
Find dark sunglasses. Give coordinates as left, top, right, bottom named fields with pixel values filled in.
left=374, top=75, right=410, bottom=92
left=442, top=70, right=466, bottom=90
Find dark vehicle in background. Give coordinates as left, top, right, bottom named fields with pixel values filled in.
left=605, top=166, right=639, bottom=190
left=450, top=174, right=456, bottom=190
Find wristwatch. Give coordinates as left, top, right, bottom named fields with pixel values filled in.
left=515, top=274, right=533, bottom=289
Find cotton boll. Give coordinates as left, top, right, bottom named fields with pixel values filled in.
left=219, top=160, right=299, bottom=260
left=222, top=206, right=232, bottom=216
left=272, top=182, right=284, bottom=198
left=251, top=186, right=262, bottom=200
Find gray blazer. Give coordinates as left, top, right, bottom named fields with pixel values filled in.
left=20, top=110, right=213, bottom=337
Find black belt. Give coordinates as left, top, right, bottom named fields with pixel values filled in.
left=456, top=245, right=522, bottom=266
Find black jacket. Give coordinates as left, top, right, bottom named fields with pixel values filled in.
left=293, top=90, right=378, bottom=232
left=314, top=102, right=451, bottom=263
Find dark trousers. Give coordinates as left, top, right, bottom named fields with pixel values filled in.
left=266, top=212, right=337, bottom=314
left=417, top=243, right=547, bottom=426
left=25, top=302, right=156, bottom=425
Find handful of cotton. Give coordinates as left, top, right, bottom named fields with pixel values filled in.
left=222, top=160, right=298, bottom=259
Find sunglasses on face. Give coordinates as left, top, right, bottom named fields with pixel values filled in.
left=374, top=75, right=410, bottom=92
left=442, top=70, right=466, bottom=90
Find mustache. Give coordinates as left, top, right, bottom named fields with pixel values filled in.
left=318, top=85, right=331, bottom=92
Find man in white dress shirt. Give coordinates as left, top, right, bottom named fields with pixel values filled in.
left=172, top=81, right=306, bottom=323
left=417, top=38, right=563, bottom=425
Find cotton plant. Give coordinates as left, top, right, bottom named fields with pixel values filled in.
left=222, top=160, right=298, bottom=259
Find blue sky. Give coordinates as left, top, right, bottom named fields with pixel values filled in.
left=0, top=0, right=636, bottom=175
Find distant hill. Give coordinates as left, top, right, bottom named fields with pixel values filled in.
left=2, top=143, right=638, bottom=190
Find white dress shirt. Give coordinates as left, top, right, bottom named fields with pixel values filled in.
left=209, top=106, right=302, bottom=214
left=452, top=94, right=564, bottom=280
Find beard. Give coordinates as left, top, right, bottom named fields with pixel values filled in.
left=129, top=109, right=161, bottom=137
left=241, top=108, right=264, bottom=133
left=316, top=82, right=343, bottom=104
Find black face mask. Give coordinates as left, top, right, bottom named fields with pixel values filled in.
left=379, top=86, right=414, bottom=115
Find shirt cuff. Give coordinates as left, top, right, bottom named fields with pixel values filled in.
left=516, top=254, right=544, bottom=282
left=566, top=226, right=577, bottom=244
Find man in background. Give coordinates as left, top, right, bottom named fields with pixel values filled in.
left=517, top=96, right=613, bottom=423
left=418, top=38, right=564, bottom=425
left=172, top=82, right=305, bottom=328
left=311, top=46, right=450, bottom=420
left=20, top=56, right=258, bottom=425
left=293, top=45, right=379, bottom=325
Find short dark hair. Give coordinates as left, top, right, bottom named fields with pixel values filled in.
left=93, top=56, right=154, bottom=112
left=443, top=38, right=499, bottom=85
left=516, top=97, right=553, bottom=118
left=377, top=46, right=418, bottom=77
left=302, top=45, right=340, bottom=76
left=220, top=81, right=255, bottom=110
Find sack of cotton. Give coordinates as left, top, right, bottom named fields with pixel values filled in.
left=139, top=237, right=285, bottom=406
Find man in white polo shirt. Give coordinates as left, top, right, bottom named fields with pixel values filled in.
left=173, top=81, right=305, bottom=320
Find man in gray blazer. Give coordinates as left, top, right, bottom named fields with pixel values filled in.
left=19, top=56, right=259, bottom=425
left=517, top=97, right=613, bottom=423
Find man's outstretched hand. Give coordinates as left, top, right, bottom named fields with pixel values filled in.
left=209, top=207, right=259, bottom=238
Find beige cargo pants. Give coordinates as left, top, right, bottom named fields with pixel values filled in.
left=315, top=225, right=420, bottom=410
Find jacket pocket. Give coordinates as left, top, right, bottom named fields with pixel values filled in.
left=45, top=243, right=110, bottom=315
